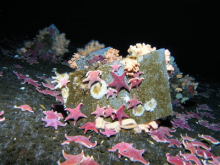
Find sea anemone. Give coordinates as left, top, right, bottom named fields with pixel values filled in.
left=133, top=104, right=145, bottom=116
left=144, top=98, right=157, bottom=112
left=90, top=80, right=107, bottom=99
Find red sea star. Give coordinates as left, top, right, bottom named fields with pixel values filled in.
left=179, top=151, right=202, bottom=165
left=110, top=62, right=121, bottom=72
left=13, top=71, right=29, bottom=79
left=166, top=153, right=188, bottom=165
left=167, top=138, right=182, bottom=148
left=79, top=121, right=98, bottom=134
left=58, top=150, right=84, bottom=165
left=198, top=134, right=220, bottom=145
left=148, top=130, right=170, bottom=143
left=100, top=125, right=117, bottom=137
left=182, top=140, right=196, bottom=154
left=106, top=88, right=117, bottom=99
left=41, top=118, right=66, bottom=130
left=41, top=110, right=66, bottom=130
left=171, top=118, right=193, bottom=131
left=82, top=70, right=102, bottom=88
left=103, top=105, right=116, bottom=120
left=91, top=105, right=105, bottom=118
left=129, top=77, right=144, bottom=90
left=119, top=148, right=150, bottom=165
left=108, top=142, right=134, bottom=158
left=58, top=78, right=70, bottom=89
left=197, top=104, right=213, bottom=111
left=43, top=110, right=63, bottom=119
left=42, top=82, right=55, bottom=90
left=0, top=111, right=5, bottom=122
left=62, top=134, right=97, bottom=148
left=127, top=94, right=142, bottom=111
left=65, top=103, right=87, bottom=125
left=108, top=71, right=129, bottom=94
left=114, top=104, right=129, bottom=125
left=14, top=104, right=34, bottom=113
left=21, top=78, right=41, bottom=88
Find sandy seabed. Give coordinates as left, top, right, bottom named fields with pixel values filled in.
left=0, top=35, right=220, bottom=165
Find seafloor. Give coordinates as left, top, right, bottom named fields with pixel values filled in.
left=0, top=35, right=220, bottom=165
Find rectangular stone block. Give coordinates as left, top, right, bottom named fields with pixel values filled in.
left=63, top=48, right=172, bottom=125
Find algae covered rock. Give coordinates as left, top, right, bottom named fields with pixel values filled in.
left=63, top=48, right=172, bottom=125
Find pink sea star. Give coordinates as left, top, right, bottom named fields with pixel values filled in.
left=62, top=134, right=97, bottom=148
left=148, top=130, right=170, bottom=143
left=13, top=71, right=29, bottom=79
left=197, top=104, right=213, bottom=111
left=198, top=134, right=220, bottom=145
left=100, top=125, right=117, bottom=137
left=41, top=110, right=66, bottom=130
left=119, top=148, right=150, bottom=165
left=108, top=71, right=129, bottom=94
left=110, top=62, right=121, bottom=72
left=106, top=88, right=117, bottom=99
left=91, top=105, right=105, bottom=118
left=43, top=110, right=63, bottom=119
left=103, top=105, right=116, bottom=120
left=21, top=78, right=41, bottom=88
left=171, top=118, right=193, bottom=131
left=108, top=142, right=134, bottom=158
left=82, top=70, right=102, bottom=88
left=179, top=151, right=202, bottom=165
left=167, top=138, right=182, bottom=148
left=41, top=118, right=66, bottom=130
left=42, top=82, right=55, bottom=90
left=58, top=150, right=84, bottom=165
left=166, top=153, right=188, bottom=165
left=129, top=77, right=144, bottom=90
left=60, top=78, right=70, bottom=88
left=127, top=94, right=142, bottom=111
left=114, top=104, right=129, bottom=125
left=79, top=121, right=98, bottom=134
left=65, top=103, right=87, bottom=125
left=0, top=111, right=5, bottom=122
left=14, top=104, right=34, bottom=113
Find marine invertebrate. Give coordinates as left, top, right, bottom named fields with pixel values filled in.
left=127, top=43, right=156, bottom=56
left=90, top=80, right=107, bottom=99
left=110, top=61, right=121, bottom=72
left=14, top=104, right=34, bottom=113
left=41, top=110, right=66, bottom=130
left=127, top=94, right=142, bottom=111
left=138, top=120, right=160, bottom=133
left=108, top=71, right=130, bottom=94
left=17, top=24, right=70, bottom=64
left=106, top=88, right=117, bottom=99
left=164, top=49, right=174, bottom=73
left=62, top=134, right=97, bottom=148
left=124, top=56, right=140, bottom=76
left=104, top=48, right=122, bottom=63
left=82, top=70, right=102, bottom=88
left=68, top=53, right=80, bottom=69
left=52, top=33, right=70, bottom=57
left=51, top=72, right=70, bottom=89
left=144, top=98, right=157, bottom=112
left=129, top=77, right=144, bottom=90
left=77, top=40, right=105, bottom=56
left=79, top=121, right=98, bottom=134
left=132, top=105, right=145, bottom=116
left=0, top=111, right=5, bottom=122
left=65, top=103, right=87, bottom=125
left=95, top=117, right=139, bottom=133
